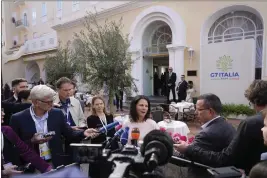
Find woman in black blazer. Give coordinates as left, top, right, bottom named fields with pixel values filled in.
left=87, top=96, right=117, bottom=178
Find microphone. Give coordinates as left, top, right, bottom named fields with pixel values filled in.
left=131, top=128, right=140, bottom=146
left=140, top=130, right=173, bottom=171
left=115, top=124, right=122, bottom=131
left=98, top=121, right=119, bottom=134
left=105, top=128, right=124, bottom=149
left=120, top=127, right=129, bottom=146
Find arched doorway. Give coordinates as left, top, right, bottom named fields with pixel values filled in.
left=25, top=61, right=40, bottom=84
left=129, top=6, right=186, bottom=96
left=142, top=22, right=172, bottom=96
left=200, top=5, right=264, bottom=104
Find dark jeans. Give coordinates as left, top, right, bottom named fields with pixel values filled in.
left=167, top=86, right=176, bottom=102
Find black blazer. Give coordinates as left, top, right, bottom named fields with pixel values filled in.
left=87, top=114, right=116, bottom=146
left=2, top=96, right=18, bottom=125
left=177, top=80, right=188, bottom=95
left=9, top=108, right=85, bottom=168
left=178, top=117, right=236, bottom=177
left=185, top=113, right=267, bottom=175
left=166, top=72, right=177, bottom=88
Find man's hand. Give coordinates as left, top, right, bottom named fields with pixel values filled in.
left=173, top=140, right=189, bottom=153
left=31, top=133, right=52, bottom=144
left=2, top=165, right=23, bottom=176
left=71, top=126, right=83, bottom=131
left=83, top=128, right=99, bottom=139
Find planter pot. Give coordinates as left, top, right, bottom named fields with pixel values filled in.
left=226, top=114, right=247, bottom=120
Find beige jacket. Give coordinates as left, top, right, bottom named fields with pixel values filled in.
left=54, top=95, right=87, bottom=127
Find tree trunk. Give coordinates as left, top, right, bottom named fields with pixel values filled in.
left=109, top=92, right=115, bottom=114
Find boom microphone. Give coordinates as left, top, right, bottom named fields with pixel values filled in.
left=98, top=121, right=119, bottom=134
left=140, top=130, right=173, bottom=171
left=120, top=127, right=129, bottom=145
left=105, top=128, right=124, bottom=149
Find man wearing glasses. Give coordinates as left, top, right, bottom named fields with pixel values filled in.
left=173, top=93, right=236, bottom=178
left=9, top=85, right=98, bottom=170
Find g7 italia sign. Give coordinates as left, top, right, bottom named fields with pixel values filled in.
left=210, top=55, right=240, bottom=80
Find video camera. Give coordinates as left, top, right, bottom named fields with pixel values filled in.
left=70, top=130, right=173, bottom=178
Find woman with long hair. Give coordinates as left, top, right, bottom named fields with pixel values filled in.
left=123, top=95, right=159, bottom=144
left=87, top=96, right=117, bottom=178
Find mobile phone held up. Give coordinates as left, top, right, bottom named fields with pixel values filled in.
left=42, top=131, right=56, bottom=138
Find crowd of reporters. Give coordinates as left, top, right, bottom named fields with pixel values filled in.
left=1, top=77, right=267, bottom=178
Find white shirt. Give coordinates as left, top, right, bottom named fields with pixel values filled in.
left=201, top=116, right=221, bottom=129
left=122, top=118, right=159, bottom=144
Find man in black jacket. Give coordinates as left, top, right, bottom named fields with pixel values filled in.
left=3, top=78, right=28, bottom=125
left=175, top=80, right=267, bottom=175
left=174, top=93, right=236, bottom=177
left=166, top=67, right=177, bottom=103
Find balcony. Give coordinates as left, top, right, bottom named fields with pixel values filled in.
left=15, top=19, right=28, bottom=30
left=25, top=32, right=58, bottom=54
left=14, top=0, right=25, bottom=6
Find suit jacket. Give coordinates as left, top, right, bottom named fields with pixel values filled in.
left=54, top=95, right=87, bottom=127
left=87, top=114, right=117, bottom=149
left=2, top=126, right=51, bottom=173
left=166, top=72, right=176, bottom=88
left=184, top=113, right=267, bottom=175
left=178, top=117, right=236, bottom=177
left=2, top=101, right=31, bottom=116
left=2, top=96, right=18, bottom=125
left=9, top=108, right=85, bottom=168
left=176, top=80, right=188, bottom=95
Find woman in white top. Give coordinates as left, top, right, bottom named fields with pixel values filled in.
left=186, top=81, right=196, bottom=103
left=123, top=95, right=159, bottom=144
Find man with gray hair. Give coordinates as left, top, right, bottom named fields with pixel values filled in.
left=10, top=85, right=98, bottom=170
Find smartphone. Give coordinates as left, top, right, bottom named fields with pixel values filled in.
left=43, top=131, right=56, bottom=138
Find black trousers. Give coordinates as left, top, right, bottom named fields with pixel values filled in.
left=177, top=93, right=187, bottom=102
left=167, top=86, right=176, bottom=102
left=115, top=95, right=123, bottom=110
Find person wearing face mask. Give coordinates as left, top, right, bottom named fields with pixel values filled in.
left=2, top=90, right=32, bottom=116
left=87, top=96, right=117, bottom=178
left=1, top=110, right=52, bottom=177
left=122, top=95, right=159, bottom=145
left=3, top=78, right=28, bottom=125
left=175, top=80, right=267, bottom=175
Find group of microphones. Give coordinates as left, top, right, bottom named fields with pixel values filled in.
left=91, top=120, right=141, bottom=149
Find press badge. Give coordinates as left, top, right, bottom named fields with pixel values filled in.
left=39, top=143, right=51, bottom=160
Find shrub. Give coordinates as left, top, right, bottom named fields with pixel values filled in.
left=221, top=104, right=255, bottom=117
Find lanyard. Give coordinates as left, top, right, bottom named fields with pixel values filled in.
left=1, top=133, right=4, bottom=152
left=99, top=115, right=107, bottom=134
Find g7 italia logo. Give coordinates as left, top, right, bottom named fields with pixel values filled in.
left=210, top=55, right=239, bottom=80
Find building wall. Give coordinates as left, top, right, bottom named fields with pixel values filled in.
left=2, top=1, right=267, bottom=91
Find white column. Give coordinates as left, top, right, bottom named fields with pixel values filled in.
left=130, top=50, right=143, bottom=96
left=167, top=44, right=186, bottom=100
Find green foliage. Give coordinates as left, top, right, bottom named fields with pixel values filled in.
left=73, top=11, right=138, bottom=111
left=221, top=104, right=255, bottom=117
left=44, top=41, right=79, bottom=85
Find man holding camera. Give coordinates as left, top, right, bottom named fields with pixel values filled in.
left=10, top=85, right=98, bottom=170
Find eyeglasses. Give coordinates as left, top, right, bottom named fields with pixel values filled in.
left=195, top=108, right=210, bottom=112
left=38, top=99, right=53, bottom=104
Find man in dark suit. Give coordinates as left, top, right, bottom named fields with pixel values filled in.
left=176, top=75, right=188, bottom=102
left=2, top=78, right=28, bottom=125
left=166, top=67, right=176, bottom=103
left=10, top=85, right=98, bottom=169
left=174, top=93, right=236, bottom=178
left=176, top=80, right=267, bottom=175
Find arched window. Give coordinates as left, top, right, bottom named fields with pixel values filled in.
left=147, top=25, right=172, bottom=54
left=208, top=11, right=264, bottom=78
